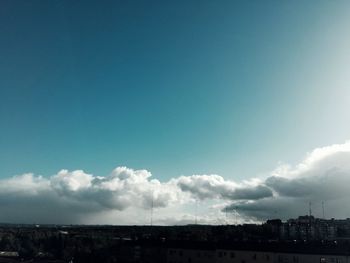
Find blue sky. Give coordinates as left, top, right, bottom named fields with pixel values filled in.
left=1, top=0, right=350, bottom=183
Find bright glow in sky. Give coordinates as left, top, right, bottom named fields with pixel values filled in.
left=1, top=0, right=350, bottom=224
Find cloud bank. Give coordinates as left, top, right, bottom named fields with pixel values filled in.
left=226, top=141, right=350, bottom=221
left=2, top=141, right=350, bottom=224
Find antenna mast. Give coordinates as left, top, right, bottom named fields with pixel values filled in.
left=235, top=207, right=238, bottom=225
left=309, top=201, right=312, bottom=217
left=322, top=201, right=325, bottom=219
left=195, top=199, right=198, bottom=225
left=150, top=196, right=154, bottom=226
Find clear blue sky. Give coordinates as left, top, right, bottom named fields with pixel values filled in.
left=1, top=0, right=350, bottom=181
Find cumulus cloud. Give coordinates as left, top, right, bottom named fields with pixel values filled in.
left=0, top=167, right=183, bottom=224
left=2, top=141, right=350, bottom=224
left=0, top=166, right=272, bottom=224
left=176, top=174, right=272, bottom=200
left=225, top=141, right=350, bottom=221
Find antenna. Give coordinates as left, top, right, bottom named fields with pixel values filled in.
left=322, top=201, right=325, bottom=219
left=195, top=199, right=198, bottom=225
left=150, top=196, right=154, bottom=226
left=235, top=207, right=238, bottom=225
left=309, top=201, right=312, bottom=217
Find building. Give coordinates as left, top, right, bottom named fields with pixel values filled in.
left=166, top=241, right=350, bottom=263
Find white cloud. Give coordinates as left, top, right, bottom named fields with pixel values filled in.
left=2, top=141, right=350, bottom=224
left=176, top=174, right=272, bottom=201
left=0, top=167, right=187, bottom=224
left=227, top=141, right=350, bottom=221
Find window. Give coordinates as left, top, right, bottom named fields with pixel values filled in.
left=320, top=258, right=327, bottom=263
left=230, top=252, right=236, bottom=258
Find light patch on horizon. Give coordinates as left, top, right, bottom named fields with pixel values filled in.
left=1, top=141, right=350, bottom=225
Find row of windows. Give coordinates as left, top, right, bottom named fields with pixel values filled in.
left=217, top=251, right=270, bottom=261
left=168, top=250, right=213, bottom=258
left=320, top=258, right=342, bottom=263
left=277, top=255, right=343, bottom=263
left=217, top=251, right=236, bottom=258
left=278, top=255, right=299, bottom=263
left=169, top=250, right=342, bottom=263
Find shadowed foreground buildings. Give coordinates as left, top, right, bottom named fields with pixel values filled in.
left=268, top=216, right=350, bottom=241
left=166, top=241, right=348, bottom=263
left=1, top=239, right=350, bottom=263
left=1, top=216, right=350, bottom=262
